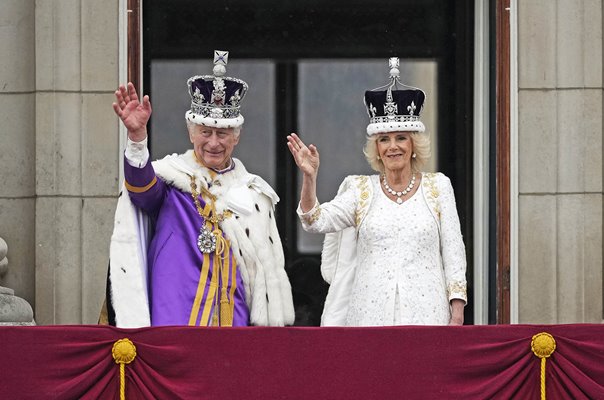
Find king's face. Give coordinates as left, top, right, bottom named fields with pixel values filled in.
left=189, top=124, right=240, bottom=170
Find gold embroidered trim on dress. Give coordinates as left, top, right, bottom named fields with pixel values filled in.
left=447, top=281, right=467, bottom=301
left=423, top=173, right=441, bottom=219
left=305, top=206, right=322, bottom=225
left=355, top=176, right=370, bottom=227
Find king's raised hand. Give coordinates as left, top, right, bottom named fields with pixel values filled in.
left=112, top=82, right=152, bottom=142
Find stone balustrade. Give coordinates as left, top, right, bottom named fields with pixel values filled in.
left=0, top=237, right=35, bottom=326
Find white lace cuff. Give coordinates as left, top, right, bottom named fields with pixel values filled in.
left=125, top=137, right=149, bottom=168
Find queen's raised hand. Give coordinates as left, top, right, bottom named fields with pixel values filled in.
left=287, top=133, right=320, bottom=178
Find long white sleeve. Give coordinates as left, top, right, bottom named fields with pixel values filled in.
left=296, top=175, right=360, bottom=234
left=436, top=174, right=468, bottom=302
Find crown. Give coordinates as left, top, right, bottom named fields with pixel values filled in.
left=364, top=57, right=426, bottom=136
left=185, top=50, right=249, bottom=129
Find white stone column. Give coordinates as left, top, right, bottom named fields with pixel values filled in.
left=34, top=0, right=120, bottom=324
left=0, top=0, right=37, bottom=308
left=517, top=0, right=603, bottom=323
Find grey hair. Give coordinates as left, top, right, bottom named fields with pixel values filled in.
left=185, top=120, right=241, bottom=137
left=363, top=132, right=431, bottom=174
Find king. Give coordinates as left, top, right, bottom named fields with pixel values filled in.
left=105, top=50, right=295, bottom=328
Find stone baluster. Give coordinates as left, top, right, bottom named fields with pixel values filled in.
left=0, top=237, right=35, bottom=325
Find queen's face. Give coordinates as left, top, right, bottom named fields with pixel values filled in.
left=376, top=131, right=413, bottom=172
left=188, top=124, right=240, bottom=169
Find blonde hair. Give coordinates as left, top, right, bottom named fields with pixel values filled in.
left=363, top=132, right=431, bottom=174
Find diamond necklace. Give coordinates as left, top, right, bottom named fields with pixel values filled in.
left=382, top=173, right=416, bottom=204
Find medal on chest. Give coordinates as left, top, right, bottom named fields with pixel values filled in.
left=197, top=226, right=217, bottom=253
left=189, top=177, right=233, bottom=254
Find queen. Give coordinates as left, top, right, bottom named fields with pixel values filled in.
left=287, top=58, right=467, bottom=327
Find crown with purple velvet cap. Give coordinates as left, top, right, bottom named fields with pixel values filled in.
left=364, top=57, right=426, bottom=136
left=185, top=50, right=249, bottom=129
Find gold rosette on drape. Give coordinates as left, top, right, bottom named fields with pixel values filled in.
left=112, top=338, right=137, bottom=400
left=531, top=332, right=556, bottom=400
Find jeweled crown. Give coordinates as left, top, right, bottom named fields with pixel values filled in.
left=185, top=50, right=249, bottom=129
left=364, top=57, right=426, bottom=135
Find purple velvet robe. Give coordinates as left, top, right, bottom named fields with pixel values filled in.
left=124, top=158, right=250, bottom=326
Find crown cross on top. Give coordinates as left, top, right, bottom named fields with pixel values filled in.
left=388, top=57, right=400, bottom=75
left=214, top=50, right=229, bottom=66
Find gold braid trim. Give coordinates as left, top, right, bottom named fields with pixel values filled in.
left=188, top=247, right=212, bottom=325
left=219, top=249, right=234, bottom=326
left=206, top=270, right=219, bottom=326
left=124, top=176, right=157, bottom=193
left=189, top=176, right=235, bottom=327
left=228, top=247, right=237, bottom=320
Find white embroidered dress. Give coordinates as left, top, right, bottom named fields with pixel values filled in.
left=298, top=173, right=467, bottom=326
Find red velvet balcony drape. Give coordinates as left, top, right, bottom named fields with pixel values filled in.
left=1, top=324, right=603, bottom=399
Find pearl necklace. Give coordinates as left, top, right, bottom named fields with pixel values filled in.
left=382, top=173, right=416, bottom=204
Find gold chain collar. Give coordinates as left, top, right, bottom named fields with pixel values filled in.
left=188, top=175, right=236, bottom=327
left=189, top=176, right=232, bottom=255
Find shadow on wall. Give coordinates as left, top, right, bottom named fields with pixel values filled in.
left=287, top=257, right=329, bottom=326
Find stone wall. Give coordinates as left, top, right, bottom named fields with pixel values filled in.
left=0, top=1, right=120, bottom=324
left=34, top=0, right=120, bottom=324
left=517, top=0, right=603, bottom=323
left=0, top=0, right=36, bottom=314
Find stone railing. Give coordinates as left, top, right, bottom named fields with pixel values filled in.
left=0, top=237, right=35, bottom=325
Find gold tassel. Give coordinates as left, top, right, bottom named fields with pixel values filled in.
left=220, top=287, right=233, bottom=327
left=531, top=332, right=556, bottom=400
left=112, top=338, right=137, bottom=400
left=211, top=310, right=219, bottom=326
left=214, top=225, right=234, bottom=326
